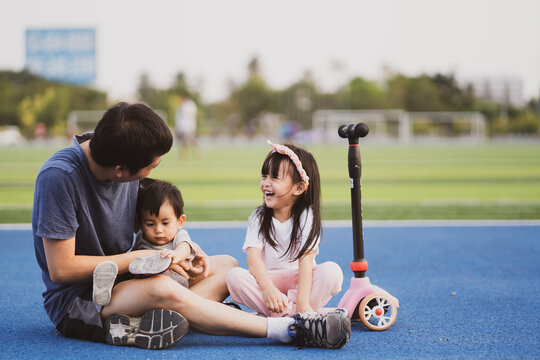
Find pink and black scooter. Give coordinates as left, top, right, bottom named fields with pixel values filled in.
left=336, top=123, right=399, bottom=331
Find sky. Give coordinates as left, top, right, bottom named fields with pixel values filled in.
left=1, top=0, right=539, bottom=103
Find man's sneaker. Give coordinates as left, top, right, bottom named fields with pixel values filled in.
left=222, top=301, right=242, bottom=310
left=93, top=261, right=118, bottom=306
left=129, top=253, right=172, bottom=275
left=289, top=308, right=351, bottom=349
left=104, top=309, right=189, bottom=349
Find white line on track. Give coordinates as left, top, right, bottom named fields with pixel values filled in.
left=2, top=219, right=540, bottom=231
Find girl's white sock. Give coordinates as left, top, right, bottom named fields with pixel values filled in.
left=266, top=317, right=295, bottom=343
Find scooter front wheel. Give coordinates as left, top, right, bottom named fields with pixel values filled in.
left=357, top=293, right=397, bottom=331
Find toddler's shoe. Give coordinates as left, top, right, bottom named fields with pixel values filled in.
left=105, top=309, right=189, bottom=349
left=129, top=253, right=172, bottom=275
left=92, top=260, right=118, bottom=306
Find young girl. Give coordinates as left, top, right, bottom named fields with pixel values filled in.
left=226, top=141, right=343, bottom=316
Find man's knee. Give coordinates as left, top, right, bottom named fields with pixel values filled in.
left=147, top=275, right=189, bottom=302
left=222, top=254, right=239, bottom=269
left=213, top=254, right=238, bottom=271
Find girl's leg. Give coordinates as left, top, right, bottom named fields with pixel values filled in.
left=279, top=262, right=343, bottom=313
left=226, top=267, right=276, bottom=317
left=309, top=261, right=343, bottom=311
left=226, top=263, right=343, bottom=316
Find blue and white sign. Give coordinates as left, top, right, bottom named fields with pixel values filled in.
left=26, top=28, right=96, bottom=85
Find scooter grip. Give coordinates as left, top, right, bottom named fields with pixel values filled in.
left=338, top=125, right=349, bottom=138
left=337, top=123, right=369, bottom=139
left=354, top=123, right=369, bottom=138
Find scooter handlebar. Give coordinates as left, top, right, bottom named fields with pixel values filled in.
left=338, top=123, right=369, bottom=140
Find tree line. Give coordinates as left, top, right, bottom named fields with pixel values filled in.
left=1, top=58, right=538, bottom=138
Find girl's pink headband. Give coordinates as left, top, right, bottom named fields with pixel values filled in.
left=267, top=140, right=310, bottom=186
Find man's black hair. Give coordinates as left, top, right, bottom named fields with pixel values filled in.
left=90, top=102, right=173, bottom=174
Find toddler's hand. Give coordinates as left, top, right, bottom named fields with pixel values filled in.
left=159, top=249, right=174, bottom=259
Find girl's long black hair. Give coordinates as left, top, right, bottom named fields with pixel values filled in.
left=256, top=144, right=322, bottom=262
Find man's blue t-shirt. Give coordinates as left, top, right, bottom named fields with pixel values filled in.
left=32, top=133, right=138, bottom=327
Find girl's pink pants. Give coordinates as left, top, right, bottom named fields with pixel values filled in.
left=226, top=261, right=343, bottom=317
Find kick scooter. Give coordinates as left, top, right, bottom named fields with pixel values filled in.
left=337, top=123, right=399, bottom=331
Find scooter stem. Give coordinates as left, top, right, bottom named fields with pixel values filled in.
left=339, top=123, right=369, bottom=278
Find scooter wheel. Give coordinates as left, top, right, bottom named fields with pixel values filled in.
left=357, top=293, right=397, bottom=331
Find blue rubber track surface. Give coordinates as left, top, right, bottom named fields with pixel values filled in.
left=1, top=223, right=539, bottom=359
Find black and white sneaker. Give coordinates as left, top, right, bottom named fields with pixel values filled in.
left=289, top=308, right=351, bottom=349
left=93, top=261, right=118, bottom=306
left=105, top=309, right=189, bottom=349
left=129, top=253, right=172, bottom=275
left=222, top=301, right=242, bottom=310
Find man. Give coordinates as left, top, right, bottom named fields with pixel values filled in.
left=33, top=102, right=350, bottom=350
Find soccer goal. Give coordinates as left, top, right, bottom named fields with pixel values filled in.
left=407, top=112, right=487, bottom=142
left=312, top=109, right=486, bottom=143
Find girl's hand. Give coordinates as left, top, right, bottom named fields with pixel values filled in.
left=263, top=286, right=288, bottom=313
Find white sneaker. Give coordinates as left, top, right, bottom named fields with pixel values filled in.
left=92, top=261, right=118, bottom=306
left=129, top=253, right=172, bottom=275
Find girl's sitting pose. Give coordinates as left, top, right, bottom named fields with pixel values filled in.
left=226, top=141, right=343, bottom=316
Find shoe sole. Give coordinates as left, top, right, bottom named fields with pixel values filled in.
left=105, top=309, right=189, bottom=349
left=93, top=261, right=118, bottom=306
left=129, top=254, right=172, bottom=275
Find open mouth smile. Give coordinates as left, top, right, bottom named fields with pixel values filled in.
left=264, top=191, right=275, bottom=200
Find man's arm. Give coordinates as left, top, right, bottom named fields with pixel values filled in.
left=43, top=237, right=155, bottom=283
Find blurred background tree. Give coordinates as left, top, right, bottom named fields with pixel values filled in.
left=1, top=60, right=538, bottom=139
left=0, top=70, right=106, bottom=137
left=137, top=71, right=201, bottom=128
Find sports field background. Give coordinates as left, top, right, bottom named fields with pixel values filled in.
left=1, top=140, right=539, bottom=223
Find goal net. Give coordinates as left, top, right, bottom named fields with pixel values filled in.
left=312, top=110, right=486, bottom=143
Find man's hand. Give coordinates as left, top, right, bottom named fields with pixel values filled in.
left=168, top=261, right=191, bottom=280
left=187, top=244, right=210, bottom=278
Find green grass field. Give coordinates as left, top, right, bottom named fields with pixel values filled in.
left=1, top=141, right=539, bottom=223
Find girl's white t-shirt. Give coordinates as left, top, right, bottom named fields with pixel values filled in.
left=243, top=208, right=320, bottom=271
